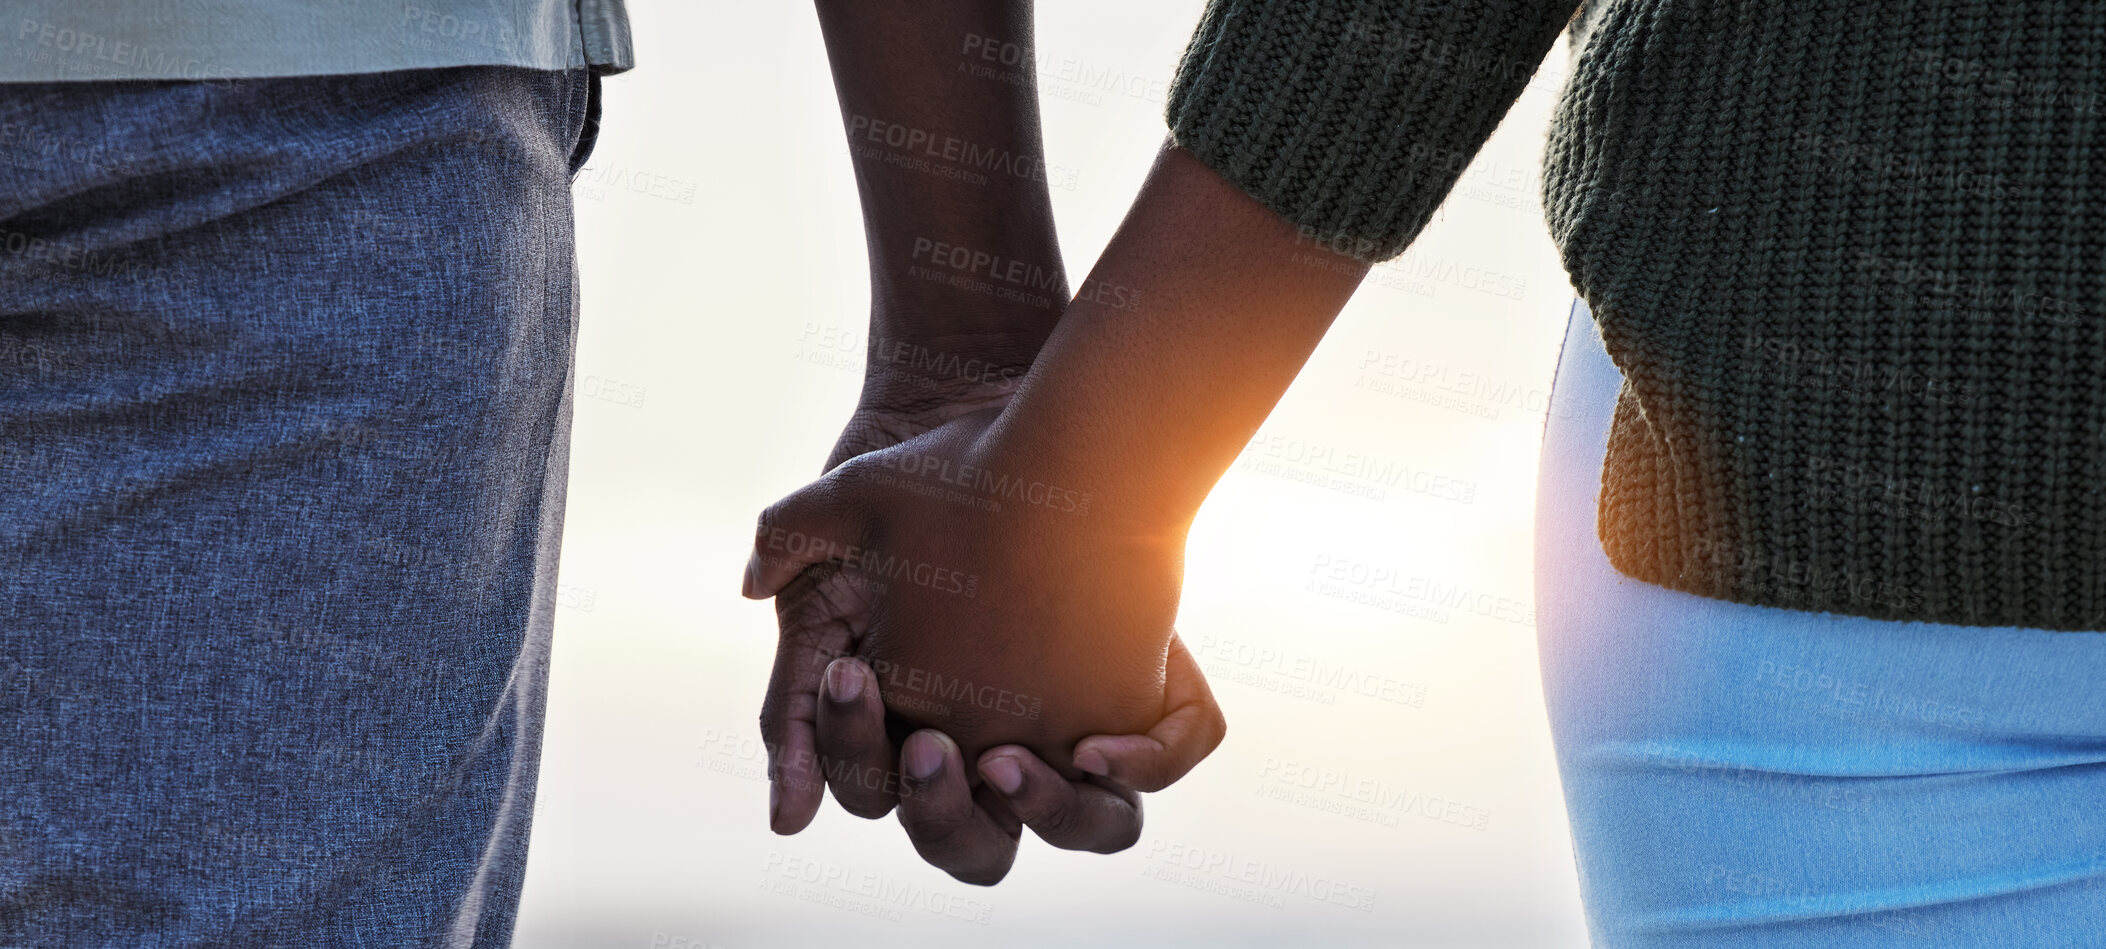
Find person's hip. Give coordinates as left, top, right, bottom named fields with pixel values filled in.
left=1533, top=298, right=2106, bottom=947
left=0, top=66, right=595, bottom=948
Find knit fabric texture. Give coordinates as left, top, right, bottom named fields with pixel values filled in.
left=1168, top=0, right=2106, bottom=630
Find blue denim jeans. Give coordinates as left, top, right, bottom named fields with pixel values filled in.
left=1, top=67, right=597, bottom=947
left=1537, top=300, right=2106, bottom=946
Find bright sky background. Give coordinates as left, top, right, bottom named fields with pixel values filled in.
left=516, top=2, right=1590, bottom=946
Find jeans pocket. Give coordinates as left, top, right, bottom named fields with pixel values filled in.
left=566, top=71, right=603, bottom=180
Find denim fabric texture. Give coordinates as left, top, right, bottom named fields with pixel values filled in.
left=1536, top=300, right=2106, bottom=947
left=0, top=66, right=597, bottom=947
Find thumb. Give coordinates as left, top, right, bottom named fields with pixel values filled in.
left=743, top=479, right=862, bottom=599
left=1071, top=634, right=1227, bottom=793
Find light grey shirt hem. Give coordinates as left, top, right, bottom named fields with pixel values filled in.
left=0, top=0, right=634, bottom=83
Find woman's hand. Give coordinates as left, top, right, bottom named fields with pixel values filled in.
left=755, top=366, right=1225, bottom=885
left=750, top=407, right=1185, bottom=759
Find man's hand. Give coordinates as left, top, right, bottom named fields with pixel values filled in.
left=747, top=139, right=1365, bottom=883
left=748, top=405, right=1210, bottom=776
left=757, top=342, right=1225, bottom=885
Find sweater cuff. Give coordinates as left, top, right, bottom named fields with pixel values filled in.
left=1165, top=0, right=1579, bottom=262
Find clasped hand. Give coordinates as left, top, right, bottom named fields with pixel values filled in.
left=743, top=404, right=1224, bottom=884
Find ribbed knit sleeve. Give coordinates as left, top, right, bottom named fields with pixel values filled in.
left=1166, top=0, right=1580, bottom=262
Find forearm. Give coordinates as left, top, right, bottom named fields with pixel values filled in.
left=814, top=0, right=1067, bottom=383
left=984, top=142, right=1370, bottom=533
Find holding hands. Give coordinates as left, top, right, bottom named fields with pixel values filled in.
left=744, top=397, right=1225, bottom=882
left=743, top=0, right=1367, bottom=884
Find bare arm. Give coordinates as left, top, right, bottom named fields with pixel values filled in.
left=986, top=140, right=1371, bottom=534
left=812, top=0, right=1067, bottom=465
left=755, top=0, right=1231, bottom=887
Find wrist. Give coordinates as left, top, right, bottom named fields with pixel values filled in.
left=978, top=338, right=1213, bottom=538
left=969, top=145, right=1370, bottom=536
left=984, top=422, right=1211, bottom=540
left=868, top=233, right=1068, bottom=335
left=863, top=325, right=1040, bottom=389
left=856, top=180, right=1067, bottom=340
left=828, top=323, right=1047, bottom=472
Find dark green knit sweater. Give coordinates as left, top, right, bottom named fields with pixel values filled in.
left=1168, top=0, right=2106, bottom=630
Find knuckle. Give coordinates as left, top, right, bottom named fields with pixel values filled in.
left=1030, top=800, right=1084, bottom=841
left=903, top=813, right=972, bottom=855
left=1204, top=707, right=1229, bottom=750
left=752, top=502, right=785, bottom=542
left=1090, top=815, right=1142, bottom=855
left=814, top=736, right=861, bottom=766
left=1126, top=763, right=1173, bottom=793
left=778, top=769, right=826, bottom=798
left=822, top=757, right=896, bottom=816
left=830, top=452, right=876, bottom=482
left=813, top=713, right=862, bottom=750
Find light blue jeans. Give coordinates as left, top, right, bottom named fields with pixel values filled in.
left=1536, top=299, right=2106, bottom=947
